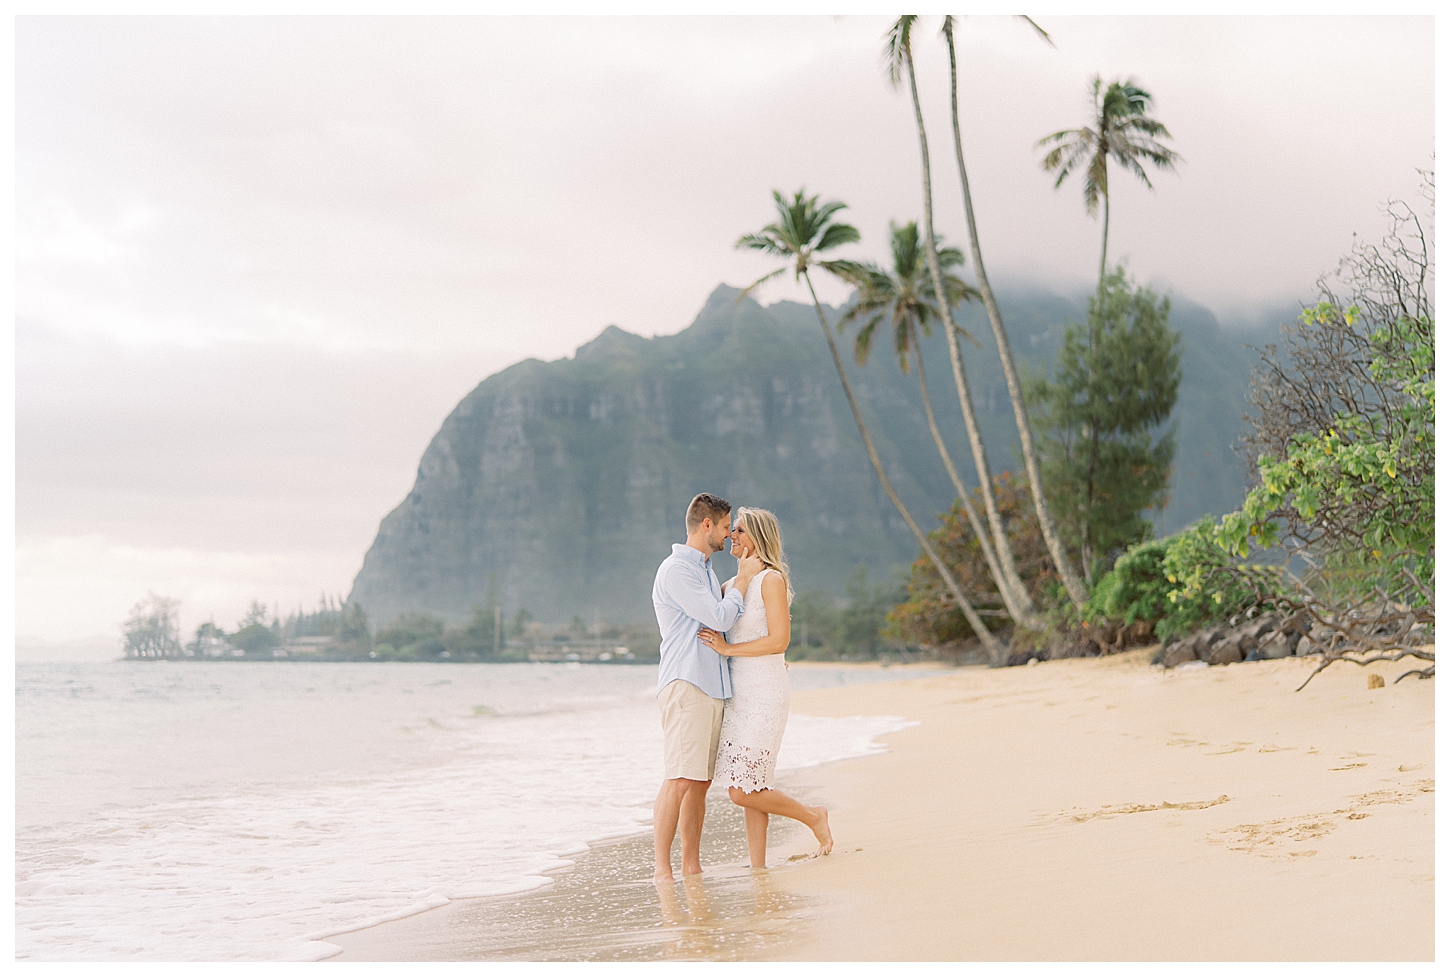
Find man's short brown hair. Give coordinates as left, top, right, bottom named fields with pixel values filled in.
left=685, top=493, right=732, bottom=532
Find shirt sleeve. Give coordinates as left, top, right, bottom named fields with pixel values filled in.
left=664, top=561, right=744, bottom=632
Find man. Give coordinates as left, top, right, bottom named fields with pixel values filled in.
left=651, top=492, right=763, bottom=883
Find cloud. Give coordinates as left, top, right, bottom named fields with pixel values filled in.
left=15, top=534, right=361, bottom=645
left=15, top=319, right=527, bottom=639
left=13, top=15, right=1434, bottom=642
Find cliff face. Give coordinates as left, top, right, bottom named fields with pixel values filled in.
left=349, top=285, right=934, bottom=625
left=349, top=283, right=1277, bottom=626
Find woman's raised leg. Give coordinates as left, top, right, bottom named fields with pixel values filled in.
left=729, top=786, right=833, bottom=858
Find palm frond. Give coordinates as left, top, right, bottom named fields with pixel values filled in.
left=953, top=322, right=982, bottom=349
left=838, top=292, right=885, bottom=327
left=816, top=221, right=862, bottom=252
left=1036, top=126, right=1085, bottom=149
left=942, top=272, right=980, bottom=306
left=1116, top=152, right=1152, bottom=188
left=853, top=315, right=884, bottom=366
left=894, top=318, right=913, bottom=374
left=1018, top=15, right=1054, bottom=46
left=735, top=231, right=790, bottom=257
left=1040, top=132, right=1094, bottom=187
left=1083, top=151, right=1108, bottom=214
left=1121, top=115, right=1170, bottom=138
left=819, top=257, right=870, bottom=286
left=883, top=15, right=917, bottom=88
left=735, top=265, right=787, bottom=301
left=827, top=258, right=876, bottom=289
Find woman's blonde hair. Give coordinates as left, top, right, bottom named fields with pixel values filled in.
left=734, top=507, right=794, bottom=602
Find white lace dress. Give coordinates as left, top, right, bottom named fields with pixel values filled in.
left=716, top=569, right=790, bottom=794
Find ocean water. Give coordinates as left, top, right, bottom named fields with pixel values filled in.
left=15, top=661, right=922, bottom=961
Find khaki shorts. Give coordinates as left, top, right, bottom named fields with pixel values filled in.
left=658, top=679, right=725, bottom=782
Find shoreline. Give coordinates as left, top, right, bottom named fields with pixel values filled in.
left=328, top=650, right=1433, bottom=961
left=324, top=776, right=829, bottom=961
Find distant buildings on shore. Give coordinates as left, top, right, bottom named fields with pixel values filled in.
left=524, top=641, right=633, bottom=663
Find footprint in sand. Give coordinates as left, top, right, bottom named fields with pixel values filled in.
left=1216, top=815, right=1336, bottom=856
left=1353, top=781, right=1434, bottom=806
left=787, top=847, right=862, bottom=862
left=1214, top=785, right=1433, bottom=858
left=1067, top=795, right=1231, bottom=822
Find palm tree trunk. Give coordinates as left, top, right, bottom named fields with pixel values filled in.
left=1083, top=421, right=1099, bottom=586
left=802, top=270, right=1004, bottom=662
left=1085, top=181, right=1109, bottom=588
left=901, top=44, right=1037, bottom=628
left=944, top=328, right=1041, bottom=618
left=910, top=337, right=1028, bottom=622
left=941, top=21, right=1090, bottom=607
left=1098, top=186, right=1110, bottom=305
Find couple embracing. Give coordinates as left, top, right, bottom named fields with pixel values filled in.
left=650, top=492, right=833, bottom=883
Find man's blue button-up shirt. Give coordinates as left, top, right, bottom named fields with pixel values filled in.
left=652, top=543, right=744, bottom=699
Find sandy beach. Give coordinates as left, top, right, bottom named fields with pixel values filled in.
left=329, top=651, right=1433, bottom=961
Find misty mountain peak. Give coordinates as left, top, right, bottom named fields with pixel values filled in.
left=574, top=324, right=648, bottom=361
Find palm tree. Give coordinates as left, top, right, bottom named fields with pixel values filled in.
left=1037, top=75, right=1181, bottom=322
left=934, top=15, right=1090, bottom=608
left=1036, top=75, right=1180, bottom=582
left=836, top=221, right=1036, bottom=625
left=884, top=15, right=1048, bottom=617
left=736, top=189, right=1004, bottom=660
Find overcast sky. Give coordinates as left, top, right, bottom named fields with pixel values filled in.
left=14, top=15, right=1435, bottom=656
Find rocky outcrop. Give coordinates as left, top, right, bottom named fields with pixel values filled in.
left=348, top=286, right=966, bottom=625
left=1159, top=612, right=1314, bottom=668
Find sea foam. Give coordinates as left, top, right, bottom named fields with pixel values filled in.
left=16, top=662, right=924, bottom=961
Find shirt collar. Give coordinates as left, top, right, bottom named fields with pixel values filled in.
left=671, top=543, right=711, bottom=567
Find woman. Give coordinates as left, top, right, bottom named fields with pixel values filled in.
left=698, top=507, right=833, bottom=868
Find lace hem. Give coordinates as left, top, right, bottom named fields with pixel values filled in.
left=718, top=741, right=776, bottom=793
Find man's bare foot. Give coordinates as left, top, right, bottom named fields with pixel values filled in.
left=809, top=806, right=833, bottom=856
left=654, top=867, right=675, bottom=884
left=682, top=863, right=704, bottom=877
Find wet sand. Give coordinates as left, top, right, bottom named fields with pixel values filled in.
left=327, top=767, right=834, bottom=961
left=329, top=649, right=1434, bottom=961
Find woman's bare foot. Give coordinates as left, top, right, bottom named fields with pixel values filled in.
left=809, top=806, right=833, bottom=856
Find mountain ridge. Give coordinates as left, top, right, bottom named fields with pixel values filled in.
left=348, top=282, right=1281, bottom=626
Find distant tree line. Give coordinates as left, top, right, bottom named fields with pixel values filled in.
left=121, top=569, right=927, bottom=664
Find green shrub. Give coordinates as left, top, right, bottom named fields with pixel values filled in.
left=1160, top=518, right=1279, bottom=638
left=1081, top=519, right=1281, bottom=641
left=1084, top=538, right=1173, bottom=629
